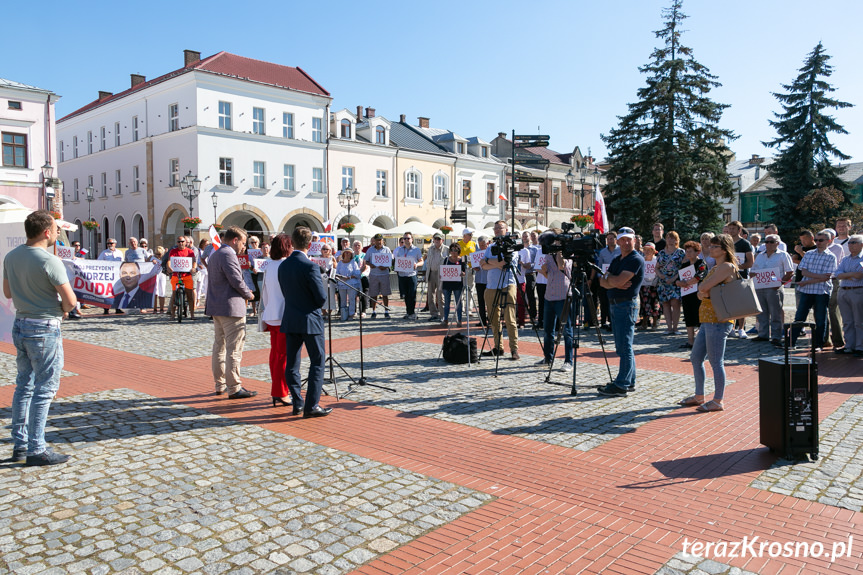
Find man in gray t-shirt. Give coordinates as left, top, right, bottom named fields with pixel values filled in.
left=364, top=234, right=393, bottom=318
left=123, top=237, right=148, bottom=262
left=2, top=210, right=77, bottom=466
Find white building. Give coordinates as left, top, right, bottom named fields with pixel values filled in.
left=57, top=50, right=332, bottom=251
left=0, top=78, right=61, bottom=211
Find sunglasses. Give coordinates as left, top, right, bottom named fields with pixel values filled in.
left=764, top=240, right=777, bottom=244
left=815, top=239, right=828, bottom=243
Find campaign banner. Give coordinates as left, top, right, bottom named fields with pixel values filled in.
left=678, top=265, right=698, bottom=296
left=56, top=243, right=74, bottom=260
left=394, top=257, right=414, bottom=273
left=0, top=218, right=28, bottom=342
left=752, top=267, right=781, bottom=289
left=440, top=264, right=462, bottom=281
left=246, top=248, right=262, bottom=262
left=254, top=258, right=271, bottom=273
left=309, top=241, right=323, bottom=256
left=319, top=234, right=336, bottom=245
left=170, top=256, right=194, bottom=273
left=311, top=257, right=330, bottom=268
left=644, top=259, right=657, bottom=281
left=369, top=252, right=391, bottom=267
left=65, top=260, right=158, bottom=309
left=470, top=251, right=484, bottom=269
left=237, top=253, right=250, bottom=269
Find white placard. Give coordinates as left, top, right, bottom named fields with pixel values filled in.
left=246, top=248, right=262, bottom=261
left=601, top=263, right=610, bottom=274
left=311, top=257, right=329, bottom=268
left=752, top=267, right=782, bottom=289
left=735, top=252, right=747, bottom=265
left=170, top=256, right=193, bottom=272
left=470, top=251, right=484, bottom=269
left=644, top=259, right=656, bottom=281
left=394, top=257, right=414, bottom=273
left=309, top=241, right=323, bottom=256
left=56, top=244, right=74, bottom=260
left=678, top=264, right=697, bottom=296
left=254, top=258, right=271, bottom=273
left=535, top=254, right=546, bottom=269
left=370, top=252, right=391, bottom=267
left=440, top=265, right=462, bottom=281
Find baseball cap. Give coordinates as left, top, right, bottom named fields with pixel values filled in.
left=617, top=227, right=636, bottom=240
left=372, top=233, right=383, bottom=240
left=462, top=228, right=474, bottom=236
left=433, top=233, right=443, bottom=239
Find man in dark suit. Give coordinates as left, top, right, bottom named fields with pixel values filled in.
left=112, top=262, right=155, bottom=310
left=279, top=226, right=332, bottom=418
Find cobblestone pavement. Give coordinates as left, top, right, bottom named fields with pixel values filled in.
left=0, top=351, right=77, bottom=387
left=655, top=553, right=759, bottom=575
left=0, top=389, right=492, bottom=574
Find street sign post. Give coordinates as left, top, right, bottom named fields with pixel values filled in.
left=450, top=209, right=468, bottom=223
left=513, top=191, right=541, bottom=198
left=514, top=176, right=545, bottom=184
left=514, top=158, right=550, bottom=167
left=514, top=140, right=549, bottom=148
left=513, top=135, right=550, bottom=142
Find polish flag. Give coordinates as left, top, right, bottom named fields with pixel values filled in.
left=498, top=190, right=508, bottom=202
left=594, top=187, right=609, bottom=234
left=323, top=219, right=332, bottom=232
left=208, top=225, right=222, bottom=249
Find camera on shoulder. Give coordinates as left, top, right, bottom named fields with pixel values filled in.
left=539, top=223, right=601, bottom=263
left=490, top=233, right=520, bottom=262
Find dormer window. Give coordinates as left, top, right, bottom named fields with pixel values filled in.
left=481, top=146, right=489, bottom=158
left=457, top=142, right=465, bottom=154
left=375, top=126, right=386, bottom=144
left=340, top=119, right=352, bottom=139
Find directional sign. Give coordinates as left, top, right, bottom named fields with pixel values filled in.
left=513, top=192, right=541, bottom=198
left=450, top=209, right=468, bottom=223
left=514, top=158, right=550, bottom=167
left=513, top=134, right=550, bottom=141
left=514, top=169, right=537, bottom=177
left=514, top=140, right=549, bottom=148
left=515, top=176, right=545, bottom=184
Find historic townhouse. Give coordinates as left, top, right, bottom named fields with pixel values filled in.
left=57, top=50, right=331, bottom=251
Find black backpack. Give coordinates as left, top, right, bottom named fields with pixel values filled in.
left=442, top=333, right=478, bottom=364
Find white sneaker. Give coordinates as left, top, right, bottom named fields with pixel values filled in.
left=560, top=362, right=573, bottom=372
left=737, top=329, right=748, bottom=339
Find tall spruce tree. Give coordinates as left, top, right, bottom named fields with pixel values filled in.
left=763, top=42, right=853, bottom=232
left=601, top=0, right=735, bottom=239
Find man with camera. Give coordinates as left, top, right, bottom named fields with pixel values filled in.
left=481, top=220, right=521, bottom=360
left=597, top=227, right=645, bottom=397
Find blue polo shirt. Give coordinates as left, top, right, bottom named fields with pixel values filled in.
left=607, top=250, right=645, bottom=300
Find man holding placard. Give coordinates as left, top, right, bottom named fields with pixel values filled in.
left=394, top=232, right=423, bottom=320
left=752, top=234, right=794, bottom=345
left=167, top=237, right=198, bottom=320
left=365, top=233, right=393, bottom=319
left=424, top=233, right=447, bottom=321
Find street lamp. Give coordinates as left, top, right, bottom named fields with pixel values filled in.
left=337, top=186, right=360, bottom=241
left=565, top=169, right=576, bottom=212
left=579, top=165, right=589, bottom=216
left=42, top=162, right=58, bottom=211
left=211, top=191, right=219, bottom=225
left=86, top=185, right=95, bottom=258
left=179, top=171, right=201, bottom=218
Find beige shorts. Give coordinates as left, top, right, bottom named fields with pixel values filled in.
left=368, top=274, right=392, bottom=298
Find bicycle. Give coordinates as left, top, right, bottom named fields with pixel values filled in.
left=171, top=273, right=191, bottom=323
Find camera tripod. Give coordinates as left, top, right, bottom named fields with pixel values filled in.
left=477, top=256, right=529, bottom=376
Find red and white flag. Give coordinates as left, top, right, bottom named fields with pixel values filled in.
left=208, top=225, right=222, bottom=250
left=323, top=219, right=332, bottom=232
left=594, top=187, right=609, bottom=234
left=498, top=190, right=508, bottom=202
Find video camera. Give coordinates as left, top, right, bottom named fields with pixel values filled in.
left=539, top=223, right=602, bottom=262
left=489, top=233, right=520, bottom=262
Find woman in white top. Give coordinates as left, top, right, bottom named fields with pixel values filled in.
left=318, top=243, right=338, bottom=316
left=153, top=246, right=168, bottom=313
left=336, top=249, right=362, bottom=320
left=260, top=234, right=293, bottom=407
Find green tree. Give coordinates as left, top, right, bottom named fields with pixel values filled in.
left=601, top=0, right=736, bottom=240
left=763, top=42, right=853, bottom=233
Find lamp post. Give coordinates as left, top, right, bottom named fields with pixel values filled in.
left=179, top=171, right=202, bottom=218
left=566, top=169, right=576, bottom=213
left=86, top=185, right=95, bottom=258
left=41, top=162, right=58, bottom=212
left=442, top=190, right=450, bottom=229
left=337, top=187, right=360, bottom=241
left=579, top=165, right=589, bottom=216
left=211, top=191, right=219, bottom=225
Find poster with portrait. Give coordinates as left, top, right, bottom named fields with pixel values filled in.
left=64, top=260, right=159, bottom=309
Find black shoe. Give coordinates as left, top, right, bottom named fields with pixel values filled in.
left=272, top=397, right=292, bottom=407
left=228, top=388, right=258, bottom=399
left=482, top=348, right=503, bottom=357
left=601, top=324, right=612, bottom=332
left=596, top=384, right=627, bottom=397
left=770, top=339, right=783, bottom=347
left=115, top=309, right=124, bottom=314
left=67, top=312, right=82, bottom=320
left=303, top=406, right=333, bottom=418
left=103, top=309, right=110, bottom=315
left=292, top=405, right=305, bottom=416
left=25, top=449, right=70, bottom=467
left=10, top=448, right=26, bottom=462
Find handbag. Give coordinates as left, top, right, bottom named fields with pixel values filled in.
left=708, top=269, right=762, bottom=321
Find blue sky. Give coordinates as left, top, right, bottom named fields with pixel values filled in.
left=11, top=0, right=863, bottom=163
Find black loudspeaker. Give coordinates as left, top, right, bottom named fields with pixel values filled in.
left=758, top=356, right=819, bottom=461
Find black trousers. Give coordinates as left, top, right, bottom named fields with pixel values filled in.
left=475, top=283, right=488, bottom=325
left=536, top=283, right=546, bottom=324
left=524, top=273, right=538, bottom=321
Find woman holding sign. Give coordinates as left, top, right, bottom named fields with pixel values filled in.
left=441, top=244, right=466, bottom=327
left=655, top=231, right=685, bottom=335
left=679, top=234, right=738, bottom=412
left=638, top=243, right=661, bottom=330
left=676, top=241, right=708, bottom=348
left=317, top=244, right=338, bottom=317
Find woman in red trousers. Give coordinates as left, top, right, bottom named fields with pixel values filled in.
left=260, top=233, right=293, bottom=406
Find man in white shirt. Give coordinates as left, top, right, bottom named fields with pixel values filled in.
left=751, top=234, right=794, bottom=345
left=822, top=228, right=845, bottom=349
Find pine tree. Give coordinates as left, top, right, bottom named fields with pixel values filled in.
left=601, top=0, right=736, bottom=240
left=763, top=42, right=853, bottom=233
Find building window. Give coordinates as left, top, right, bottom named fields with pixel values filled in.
left=405, top=171, right=420, bottom=200
left=1, top=133, right=27, bottom=167
left=87, top=131, right=93, bottom=154
left=253, top=161, right=265, bottom=188
left=375, top=126, right=385, bottom=144
left=283, top=164, right=295, bottom=191
left=253, top=107, right=265, bottom=135
left=114, top=170, right=122, bottom=195
left=434, top=174, right=447, bottom=202
left=487, top=183, right=496, bottom=206
left=340, top=119, right=352, bottom=139
left=341, top=166, right=354, bottom=192
left=169, top=158, right=179, bottom=187
left=457, top=142, right=465, bottom=154
left=219, top=158, right=233, bottom=186
left=59, top=141, right=64, bottom=163
left=132, top=116, right=139, bottom=141
left=312, top=117, right=322, bottom=142
left=462, top=180, right=472, bottom=204
left=482, top=147, right=489, bottom=158
left=218, top=101, right=232, bottom=130
left=283, top=113, right=294, bottom=139
left=376, top=170, right=387, bottom=197
left=312, top=168, right=323, bottom=193
left=73, top=178, right=79, bottom=201
left=100, top=126, right=106, bottom=151
left=552, top=186, right=560, bottom=208
left=100, top=172, right=107, bottom=197
left=73, top=136, right=78, bottom=158
left=114, top=122, right=120, bottom=146
left=169, top=103, right=179, bottom=131
left=133, top=166, right=140, bottom=193
left=7, top=101, right=22, bottom=110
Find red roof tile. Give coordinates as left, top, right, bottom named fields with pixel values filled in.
left=59, top=51, right=330, bottom=123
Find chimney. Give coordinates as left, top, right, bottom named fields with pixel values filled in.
left=356, top=105, right=363, bottom=119
left=130, top=74, right=146, bottom=88
left=400, top=114, right=406, bottom=123
left=366, top=107, right=375, bottom=118
left=184, top=50, right=201, bottom=67
left=98, top=91, right=113, bottom=101
left=418, top=117, right=430, bottom=129
left=748, top=154, right=764, bottom=166
left=498, top=132, right=506, bottom=139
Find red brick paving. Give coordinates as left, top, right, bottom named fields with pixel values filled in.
left=1, top=331, right=862, bottom=574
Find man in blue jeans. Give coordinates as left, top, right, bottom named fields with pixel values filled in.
left=3, top=210, right=78, bottom=465
left=597, top=227, right=644, bottom=397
